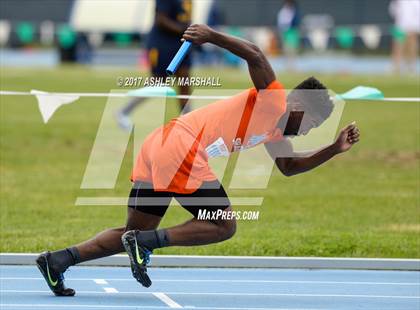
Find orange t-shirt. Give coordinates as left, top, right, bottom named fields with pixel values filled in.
left=132, top=80, right=286, bottom=193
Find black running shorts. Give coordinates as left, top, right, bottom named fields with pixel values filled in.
left=128, top=180, right=230, bottom=218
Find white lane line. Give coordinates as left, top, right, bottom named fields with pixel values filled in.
left=153, top=292, right=183, bottom=308
left=92, top=278, right=118, bottom=293
left=1, top=277, right=419, bottom=286
left=103, top=287, right=118, bottom=293
left=151, top=279, right=420, bottom=286
left=1, top=289, right=419, bottom=299
left=0, top=306, right=164, bottom=309
left=0, top=304, right=324, bottom=310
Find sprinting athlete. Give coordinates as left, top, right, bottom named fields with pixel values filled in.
left=36, top=24, right=360, bottom=296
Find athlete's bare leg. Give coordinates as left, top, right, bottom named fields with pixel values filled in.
left=167, top=206, right=236, bottom=246
left=120, top=97, right=148, bottom=116
left=75, top=209, right=162, bottom=262
left=117, top=73, right=167, bottom=130
left=121, top=73, right=167, bottom=115
left=405, top=32, right=418, bottom=73
left=392, top=40, right=403, bottom=73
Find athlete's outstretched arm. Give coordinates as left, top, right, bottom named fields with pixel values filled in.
left=182, top=24, right=275, bottom=90
left=265, top=123, right=360, bottom=176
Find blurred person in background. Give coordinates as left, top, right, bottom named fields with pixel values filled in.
left=277, top=0, right=300, bottom=71
left=117, top=0, right=193, bottom=131
left=389, top=0, right=420, bottom=74
left=199, top=0, right=224, bottom=65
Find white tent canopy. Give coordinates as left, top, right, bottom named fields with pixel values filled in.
left=70, top=0, right=213, bottom=33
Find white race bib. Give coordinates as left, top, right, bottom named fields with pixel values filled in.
left=206, top=137, right=230, bottom=158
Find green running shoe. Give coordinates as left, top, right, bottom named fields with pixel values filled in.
left=121, top=230, right=152, bottom=288
left=35, top=252, right=75, bottom=296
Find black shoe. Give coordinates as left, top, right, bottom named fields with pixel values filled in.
left=121, top=230, right=152, bottom=288
left=35, top=252, right=75, bottom=296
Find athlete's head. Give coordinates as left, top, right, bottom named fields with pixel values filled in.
left=279, top=77, right=334, bottom=136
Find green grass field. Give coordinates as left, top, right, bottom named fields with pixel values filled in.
left=0, top=66, right=419, bottom=258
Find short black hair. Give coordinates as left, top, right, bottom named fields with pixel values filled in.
left=288, top=76, right=333, bottom=121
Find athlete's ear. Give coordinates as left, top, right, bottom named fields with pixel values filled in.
left=283, top=111, right=305, bottom=136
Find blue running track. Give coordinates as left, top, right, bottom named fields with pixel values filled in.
left=1, top=265, right=419, bottom=310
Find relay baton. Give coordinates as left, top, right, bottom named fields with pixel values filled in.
left=166, top=41, right=192, bottom=75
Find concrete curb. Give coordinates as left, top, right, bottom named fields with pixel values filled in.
left=1, top=253, right=419, bottom=270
